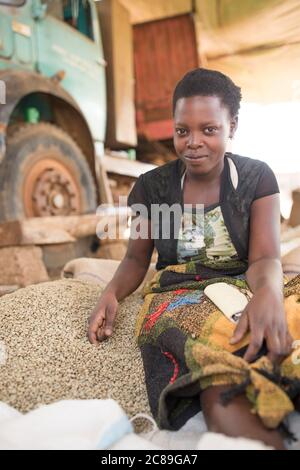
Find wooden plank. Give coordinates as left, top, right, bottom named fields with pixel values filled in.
left=0, top=212, right=131, bottom=247
left=133, top=14, right=198, bottom=140
left=22, top=226, right=76, bottom=245
left=97, top=160, right=114, bottom=205
left=97, top=0, right=137, bottom=147
left=102, top=154, right=156, bottom=178
left=119, top=0, right=192, bottom=24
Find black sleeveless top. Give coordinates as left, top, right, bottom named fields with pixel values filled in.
left=127, top=153, right=279, bottom=271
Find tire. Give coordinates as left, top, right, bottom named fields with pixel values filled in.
left=0, top=123, right=97, bottom=221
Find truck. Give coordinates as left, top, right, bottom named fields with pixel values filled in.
left=0, top=0, right=114, bottom=222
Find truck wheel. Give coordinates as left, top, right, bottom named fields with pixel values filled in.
left=0, top=123, right=97, bottom=221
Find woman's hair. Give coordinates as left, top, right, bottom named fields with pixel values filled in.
left=172, top=68, right=242, bottom=118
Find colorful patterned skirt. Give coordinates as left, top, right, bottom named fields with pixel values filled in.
left=135, top=262, right=300, bottom=431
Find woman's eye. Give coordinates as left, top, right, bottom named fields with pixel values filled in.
left=204, top=127, right=217, bottom=135
left=175, top=128, right=187, bottom=136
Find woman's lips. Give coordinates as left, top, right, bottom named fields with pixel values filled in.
left=184, top=155, right=208, bottom=162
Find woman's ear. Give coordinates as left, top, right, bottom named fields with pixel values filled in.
left=229, top=116, right=239, bottom=139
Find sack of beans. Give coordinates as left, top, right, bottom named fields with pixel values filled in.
left=0, top=279, right=150, bottom=429
left=62, top=258, right=156, bottom=291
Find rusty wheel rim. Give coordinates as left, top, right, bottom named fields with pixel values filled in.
left=23, top=157, right=82, bottom=217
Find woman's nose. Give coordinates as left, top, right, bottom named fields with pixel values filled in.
left=187, top=134, right=204, bottom=149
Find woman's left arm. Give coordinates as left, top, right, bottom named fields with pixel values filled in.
left=230, top=193, right=292, bottom=363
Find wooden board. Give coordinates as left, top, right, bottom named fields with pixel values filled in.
left=97, top=0, right=137, bottom=147
left=102, top=154, right=156, bottom=178
left=133, top=14, right=199, bottom=140
left=0, top=213, right=130, bottom=247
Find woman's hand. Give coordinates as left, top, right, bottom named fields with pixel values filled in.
left=88, top=291, right=119, bottom=345
left=230, top=285, right=293, bottom=364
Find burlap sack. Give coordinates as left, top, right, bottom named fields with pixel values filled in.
left=62, top=257, right=156, bottom=292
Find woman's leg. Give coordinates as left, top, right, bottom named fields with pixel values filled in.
left=200, top=385, right=286, bottom=450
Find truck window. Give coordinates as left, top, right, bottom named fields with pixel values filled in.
left=63, top=0, right=94, bottom=40
left=0, top=0, right=26, bottom=5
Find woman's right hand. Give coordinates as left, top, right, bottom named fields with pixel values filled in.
left=88, top=291, right=119, bottom=345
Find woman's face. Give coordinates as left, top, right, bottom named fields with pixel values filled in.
left=173, top=95, right=237, bottom=176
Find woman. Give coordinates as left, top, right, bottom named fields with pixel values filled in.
left=88, top=68, right=300, bottom=450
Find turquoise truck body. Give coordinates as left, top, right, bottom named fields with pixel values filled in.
left=0, top=0, right=107, bottom=161
left=0, top=0, right=112, bottom=219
